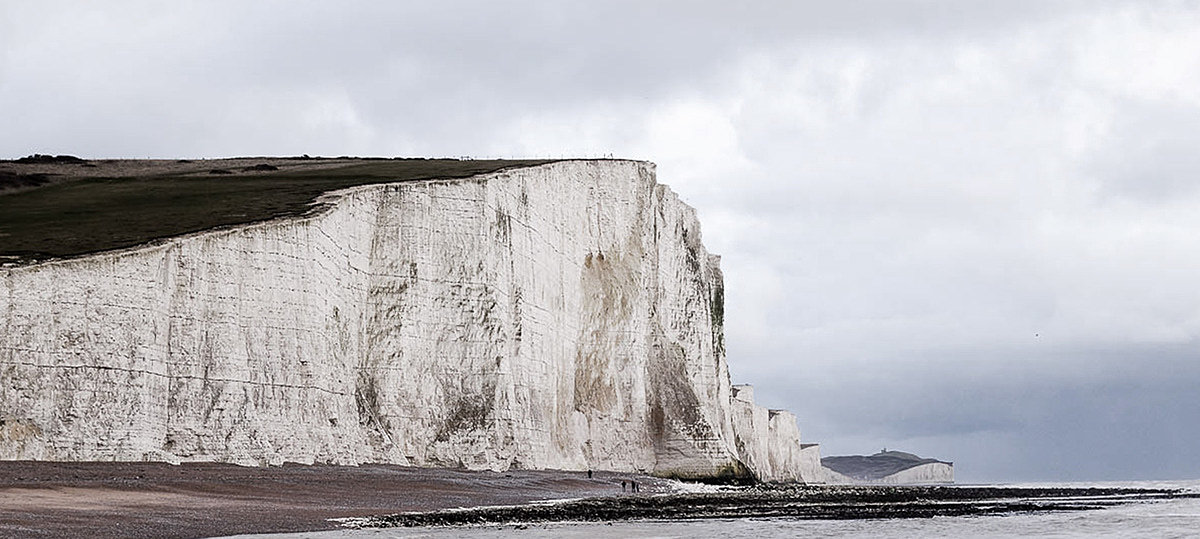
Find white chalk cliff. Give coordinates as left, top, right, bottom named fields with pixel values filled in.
left=821, top=450, right=954, bottom=485
left=0, top=160, right=821, bottom=482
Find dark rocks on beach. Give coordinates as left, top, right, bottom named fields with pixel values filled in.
left=354, top=485, right=1199, bottom=529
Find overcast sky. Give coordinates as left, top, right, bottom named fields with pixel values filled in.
left=5, top=1, right=1200, bottom=483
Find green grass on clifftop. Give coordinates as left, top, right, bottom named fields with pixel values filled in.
left=0, top=157, right=553, bottom=265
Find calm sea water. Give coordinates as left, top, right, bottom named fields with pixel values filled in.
left=226, top=480, right=1200, bottom=539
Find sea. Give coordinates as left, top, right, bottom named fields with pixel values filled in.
left=225, top=480, right=1200, bottom=539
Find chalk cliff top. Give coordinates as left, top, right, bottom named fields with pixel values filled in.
left=0, top=155, right=559, bottom=266
left=821, top=450, right=952, bottom=480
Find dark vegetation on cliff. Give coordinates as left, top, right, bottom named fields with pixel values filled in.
left=0, top=156, right=553, bottom=265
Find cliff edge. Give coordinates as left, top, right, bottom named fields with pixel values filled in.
left=0, top=159, right=821, bottom=482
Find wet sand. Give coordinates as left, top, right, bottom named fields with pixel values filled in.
left=0, top=461, right=655, bottom=538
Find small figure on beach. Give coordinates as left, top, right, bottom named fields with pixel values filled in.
left=621, top=480, right=627, bottom=491
left=587, top=469, right=593, bottom=479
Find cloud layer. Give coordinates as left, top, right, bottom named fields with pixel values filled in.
left=5, top=0, right=1200, bottom=481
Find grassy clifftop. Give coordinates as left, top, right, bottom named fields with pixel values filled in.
left=0, top=157, right=553, bottom=265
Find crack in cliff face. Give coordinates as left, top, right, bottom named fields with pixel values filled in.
left=682, top=226, right=702, bottom=275
left=493, top=208, right=512, bottom=245
left=0, top=359, right=350, bottom=395
left=709, top=262, right=726, bottom=360
left=355, top=371, right=383, bottom=430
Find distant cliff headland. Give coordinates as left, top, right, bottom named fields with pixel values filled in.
left=823, top=450, right=954, bottom=484
left=0, top=156, right=821, bottom=483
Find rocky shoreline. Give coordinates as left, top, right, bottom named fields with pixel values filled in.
left=346, top=484, right=1199, bottom=529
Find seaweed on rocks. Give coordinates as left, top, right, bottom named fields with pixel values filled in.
left=348, top=485, right=1199, bottom=528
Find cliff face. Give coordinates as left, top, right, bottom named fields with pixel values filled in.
left=730, top=385, right=823, bottom=482
left=821, top=450, right=954, bottom=485
left=822, top=463, right=954, bottom=485
left=0, top=160, right=819, bottom=482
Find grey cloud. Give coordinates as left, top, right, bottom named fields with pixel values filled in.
left=0, top=0, right=1131, bottom=158
left=1089, top=101, right=1200, bottom=204
left=748, top=346, right=1200, bottom=481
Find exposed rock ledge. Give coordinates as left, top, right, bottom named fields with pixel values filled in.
left=0, top=160, right=820, bottom=482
